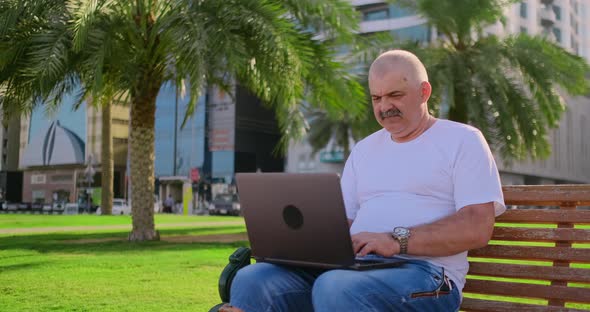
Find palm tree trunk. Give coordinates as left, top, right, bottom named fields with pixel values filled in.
left=448, top=84, right=468, bottom=123
left=100, top=100, right=114, bottom=215
left=128, top=80, right=161, bottom=241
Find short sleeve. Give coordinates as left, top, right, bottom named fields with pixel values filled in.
left=341, top=150, right=360, bottom=220
left=452, top=130, right=506, bottom=216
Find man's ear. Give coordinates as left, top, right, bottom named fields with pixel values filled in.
left=420, top=81, right=432, bottom=102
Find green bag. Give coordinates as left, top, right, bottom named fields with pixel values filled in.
left=218, top=247, right=251, bottom=303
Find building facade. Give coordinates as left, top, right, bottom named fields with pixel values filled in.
left=14, top=79, right=281, bottom=208
left=0, top=113, right=22, bottom=202
left=486, top=0, right=589, bottom=184
left=19, top=93, right=131, bottom=205
left=0, top=114, right=20, bottom=172
left=287, top=0, right=590, bottom=184
left=20, top=114, right=87, bottom=204
left=154, top=83, right=283, bottom=207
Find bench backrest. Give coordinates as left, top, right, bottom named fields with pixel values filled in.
left=462, top=185, right=590, bottom=311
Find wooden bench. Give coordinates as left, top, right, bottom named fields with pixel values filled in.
left=212, top=185, right=590, bottom=311
left=462, top=185, right=590, bottom=311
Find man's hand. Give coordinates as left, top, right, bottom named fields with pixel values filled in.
left=351, top=232, right=400, bottom=257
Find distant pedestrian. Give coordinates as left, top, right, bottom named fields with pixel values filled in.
left=164, top=195, right=174, bottom=213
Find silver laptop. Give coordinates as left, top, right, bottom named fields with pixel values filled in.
left=235, top=173, right=405, bottom=270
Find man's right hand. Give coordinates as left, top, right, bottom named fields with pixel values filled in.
left=351, top=232, right=400, bottom=257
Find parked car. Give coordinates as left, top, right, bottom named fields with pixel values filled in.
left=52, top=201, right=66, bottom=214
left=5, top=202, right=19, bottom=211
left=208, top=193, right=241, bottom=216
left=96, top=199, right=131, bottom=215
left=31, top=202, right=44, bottom=213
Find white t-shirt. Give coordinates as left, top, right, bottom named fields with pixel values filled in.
left=341, top=119, right=505, bottom=293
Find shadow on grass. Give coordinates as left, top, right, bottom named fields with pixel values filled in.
left=0, top=261, right=52, bottom=273
left=0, top=226, right=248, bottom=255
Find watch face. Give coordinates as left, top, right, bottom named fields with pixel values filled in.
left=394, top=227, right=410, bottom=236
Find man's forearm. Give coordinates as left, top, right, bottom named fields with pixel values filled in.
left=405, top=203, right=496, bottom=257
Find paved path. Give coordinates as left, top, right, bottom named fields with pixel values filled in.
left=0, top=220, right=245, bottom=235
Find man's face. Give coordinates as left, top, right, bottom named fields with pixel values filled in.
left=368, top=70, right=428, bottom=137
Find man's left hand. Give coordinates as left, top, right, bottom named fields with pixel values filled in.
left=351, top=232, right=399, bottom=257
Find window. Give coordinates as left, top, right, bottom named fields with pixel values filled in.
left=391, top=24, right=431, bottom=43
left=389, top=4, right=414, bottom=19
left=552, top=27, right=562, bottom=43
left=32, top=190, right=45, bottom=203
left=31, top=174, right=47, bottom=184
left=520, top=2, right=527, bottom=18
left=520, top=26, right=528, bottom=34
left=552, top=5, right=561, bottom=20
left=112, top=118, right=128, bottom=125
left=51, top=174, right=72, bottom=183
left=360, top=4, right=390, bottom=21
left=363, top=8, right=389, bottom=21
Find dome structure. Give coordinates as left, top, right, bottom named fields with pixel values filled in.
left=21, top=120, right=85, bottom=167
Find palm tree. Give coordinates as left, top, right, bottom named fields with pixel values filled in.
left=0, top=0, right=365, bottom=240
left=100, top=95, right=113, bottom=216
left=307, top=78, right=381, bottom=157
left=362, top=0, right=590, bottom=160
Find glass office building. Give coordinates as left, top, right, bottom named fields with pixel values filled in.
left=154, top=83, right=206, bottom=178
left=154, top=84, right=283, bottom=183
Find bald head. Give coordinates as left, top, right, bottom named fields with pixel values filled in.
left=369, top=50, right=428, bottom=87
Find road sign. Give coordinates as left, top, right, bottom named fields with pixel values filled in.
left=191, top=167, right=200, bottom=183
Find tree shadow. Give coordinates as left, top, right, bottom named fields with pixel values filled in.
left=0, top=226, right=249, bottom=255
left=0, top=261, right=51, bottom=273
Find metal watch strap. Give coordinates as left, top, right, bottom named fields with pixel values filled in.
left=398, top=237, right=408, bottom=254
left=392, top=227, right=410, bottom=254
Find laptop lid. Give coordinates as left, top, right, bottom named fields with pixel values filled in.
left=236, top=172, right=401, bottom=269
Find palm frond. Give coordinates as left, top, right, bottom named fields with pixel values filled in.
left=394, top=0, right=520, bottom=48
left=269, top=0, right=360, bottom=43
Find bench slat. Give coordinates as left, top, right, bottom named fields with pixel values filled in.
left=460, top=298, right=588, bottom=312
left=496, top=210, right=590, bottom=224
left=461, top=186, right=590, bottom=310
left=463, top=280, right=590, bottom=303
left=467, top=262, right=590, bottom=283
left=468, top=245, right=590, bottom=262
left=503, top=185, right=590, bottom=206
left=492, top=227, right=590, bottom=242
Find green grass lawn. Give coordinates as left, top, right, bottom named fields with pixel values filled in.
left=0, top=215, right=247, bottom=311
left=0, top=214, right=242, bottom=229
left=0, top=215, right=588, bottom=311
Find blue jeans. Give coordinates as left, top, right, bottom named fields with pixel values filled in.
left=229, top=259, right=461, bottom=312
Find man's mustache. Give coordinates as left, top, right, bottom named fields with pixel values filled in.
left=380, top=109, right=402, bottom=119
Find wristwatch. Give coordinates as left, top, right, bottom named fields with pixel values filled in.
left=392, top=227, right=411, bottom=254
